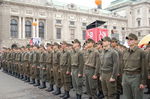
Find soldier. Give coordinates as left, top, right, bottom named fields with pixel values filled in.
left=100, top=37, right=119, bottom=99
left=20, top=46, right=25, bottom=80
left=122, top=33, right=147, bottom=99
left=38, top=45, right=47, bottom=89
left=33, top=46, right=41, bottom=86
left=45, top=43, right=54, bottom=92
left=111, top=37, right=123, bottom=99
left=7, top=48, right=12, bottom=75
left=30, top=45, right=38, bottom=84
left=23, top=47, right=30, bottom=82
left=84, top=38, right=100, bottom=99
left=28, top=46, right=34, bottom=84
left=95, top=40, right=104, bottom=99
left=52, top=42, right=62, bottom=95
left=17, top=48, right=22, bottom=79
left=144, top=44, right=150, bottom=94
left=70, top=39, right=84, bottom=99
left=59, top=41, right=71, bottom=99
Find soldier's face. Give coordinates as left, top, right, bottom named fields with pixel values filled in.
left=87, top=42, right=94, bottom=48
left=127, top=39, right=136, bottom=47
left=73, top=43, right=79, bottom=48
left=61, top=44, right=66, bottom=49
left=111, top=41, right=117, bottom=47
left=103, top=41, right=110, bottom=47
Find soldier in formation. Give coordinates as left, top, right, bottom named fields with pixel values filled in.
left=0, top=34, right=149, bottom=99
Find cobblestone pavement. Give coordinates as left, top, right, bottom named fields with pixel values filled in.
left=0, top=70, right=149, bottom=99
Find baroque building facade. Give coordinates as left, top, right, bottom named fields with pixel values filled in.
left=2, top=0, right=148, bottom=48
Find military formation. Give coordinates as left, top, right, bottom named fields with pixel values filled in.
left=0, top=33, right=150, bottom=99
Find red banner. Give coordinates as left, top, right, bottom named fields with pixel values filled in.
left=86, top=28, right=108, bottom=42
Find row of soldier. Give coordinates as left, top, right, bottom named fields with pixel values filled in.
left=0, top=33, right=150, bottom=99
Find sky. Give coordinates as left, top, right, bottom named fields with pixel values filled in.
left=54, top=0, right=114, bottom=9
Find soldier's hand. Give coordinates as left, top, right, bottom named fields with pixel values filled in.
left=148, top=76, right=150, bottom=79
left=66, top=71, right=71, bottom=75
left=78, top=74, right=82, bottom=78
left=109, top=77, right=115, bottom=82
left=99, top=76, right=102, bottom=81
left=139, top=84, right=145, bottom=89
left=92, top=75, right=97, bottom=79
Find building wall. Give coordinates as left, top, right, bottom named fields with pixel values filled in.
left=0, top=0, right=127, bottom=48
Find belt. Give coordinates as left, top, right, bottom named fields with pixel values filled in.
left=102, top=70, right=112, bottom=74
left=124, top=71, right=141, bottom=75
left=85, top=65, right=95, bottom=70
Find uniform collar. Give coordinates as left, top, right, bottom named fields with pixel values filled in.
left=128, top=46, right=138, bottom=52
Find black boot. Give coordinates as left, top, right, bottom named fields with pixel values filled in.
left=62, top=91, right=70, bottom=99
left=52, top=87, right=61, bottom=95
left=116, top=94, right=120, bottom=99
left=20, top=75, right=23, bottom=79
left=25, top=77, right=30, bottom=82
left=45, top=84, right=54, bottom=92
left=22, top=76, right=27, bottom=81
left=60, top=91, right=66, bottom=98
left=76, top=94, right=81, bottom=99
left=38, top=81, right=46, bottom=89
left=33, top=80, right=40, bottom=86
left=144, top=89, right=150, bottom=94
left=30, top=79, right=35, bottom=84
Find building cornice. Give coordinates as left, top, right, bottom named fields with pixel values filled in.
left=2, top=0, right=127, bottom=22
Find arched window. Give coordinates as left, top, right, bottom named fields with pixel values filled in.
left=136, top=18, right=141, bottom=27
left=10, top=19, right=18, bottom=38
left=25, top=20, right=32, bottom=38
left=39, top=22, right=44, bottom=38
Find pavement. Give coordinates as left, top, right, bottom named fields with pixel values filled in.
left=0, top=70, right=150, bottom=99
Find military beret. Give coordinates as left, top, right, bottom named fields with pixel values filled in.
left=53, top=42, right=60, bottom=46
left=111, top=37, right=118, bottom=42
left=102, top=37, right=112, bottom=42
left=60, top=41, right=68, bottom=45
left=72, top=39, right=81, bottom=44
left=97, top=40, right=103, bottom=45
left=86, top=38, right=95, bottom=43
left=46, top=43, right=53, bottom=47
left=126, top=33, right=138, bottom=40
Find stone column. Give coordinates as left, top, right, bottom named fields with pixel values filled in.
left=18, top=17, right=22, bottom=39
left=22, top=17, right=25, bottom=39
left=32, top=18, right=36, bottom=38
left=36, top=19, right=39, bottom=37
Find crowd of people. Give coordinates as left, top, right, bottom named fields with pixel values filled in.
left=0, top=33, right=150, bottom=99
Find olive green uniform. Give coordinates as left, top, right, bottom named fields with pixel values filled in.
left=46, top=51, right=54, bottom=85
left=39, top=51, right=47, bottom=82
left=84, top=48, right=100, bottom=99
left=53, top=50, right=61, bottom=88
left=122, top=46, right=147, bottom=99
left=70, top=48, right=84, bottom=95
left=100, top=48, right=119, bottom=99
left=60, top=49, right=71, bottom=92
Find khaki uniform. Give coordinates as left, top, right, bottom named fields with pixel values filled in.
left=46, top=51, right=54, bottom=84
left=39, top=51, right=47, bottom=82
left=34, top=51, right=41, bottom=80
left=60, top=49, right=71, bottom=91
left=53, top=50, right=61, bottom=88
left=100, top=48, right=119, bottom=99
left=70, top=48, right=84, bottom=95
left=20, top=52, right=25, bottom=77
left=122, top=46, right=147, bottom=99
left=28, top=51, right=33, bottom=76
left=23, top=52, right=30, bottom=77
left=145, top=50, right=150, bottom=93
left=84, top=48, right=100, bottom=99
left=114, top=48, right=123, bottom=95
